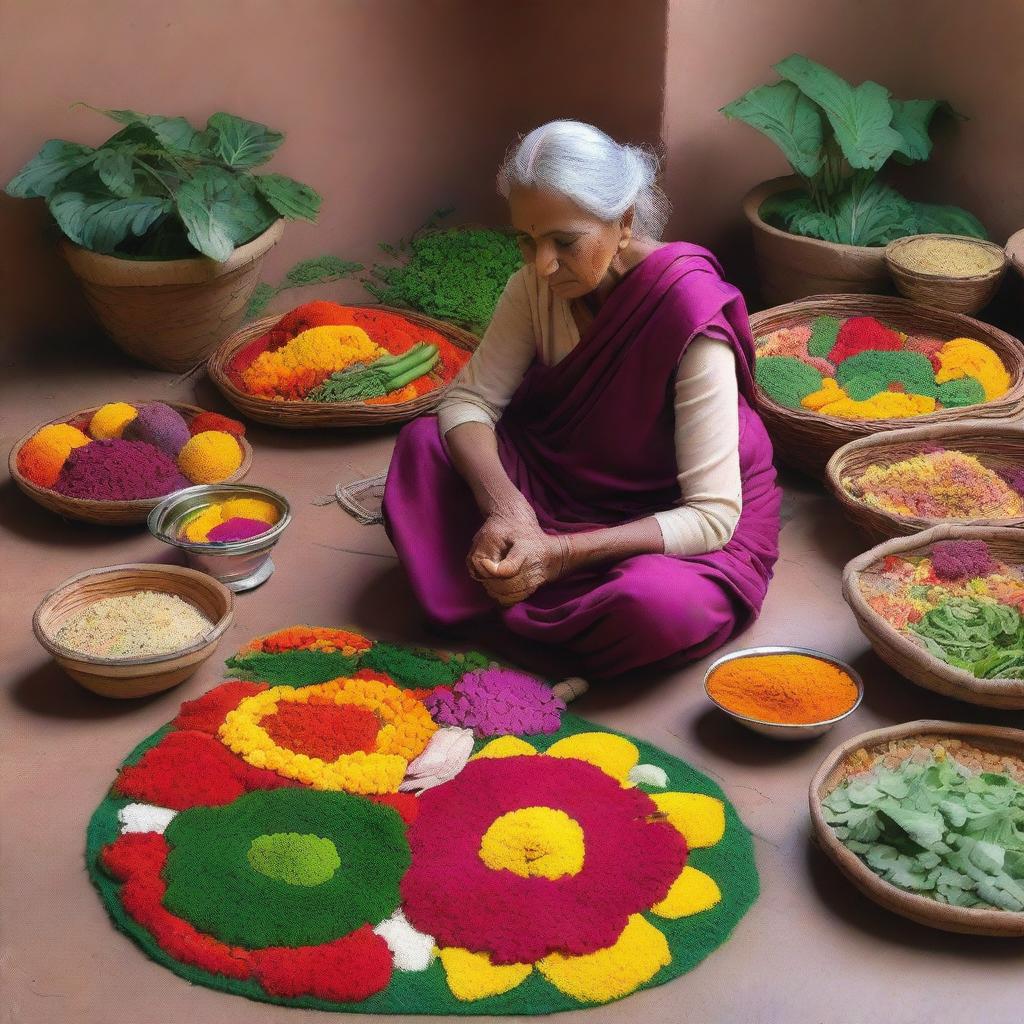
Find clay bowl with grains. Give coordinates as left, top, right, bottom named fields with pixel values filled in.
left=33, top=563, right=233, bottom=698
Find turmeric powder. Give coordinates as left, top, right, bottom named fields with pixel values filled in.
left=707, top=653, right=858, bottom=724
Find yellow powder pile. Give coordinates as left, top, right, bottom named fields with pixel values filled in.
left=892, top=237, right=1003, bottom=278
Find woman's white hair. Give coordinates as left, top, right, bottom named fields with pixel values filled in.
left=496, top=120, right=671, bottom=240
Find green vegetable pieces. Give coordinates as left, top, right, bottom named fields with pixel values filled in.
left=823, top=752, right=1024, bottom=911
left=306, top=343, right=439, bottom=403
left=910, top=596, right=1024, bottom=670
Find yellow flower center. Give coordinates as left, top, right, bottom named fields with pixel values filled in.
left=478, top=807, right=585, bottom=880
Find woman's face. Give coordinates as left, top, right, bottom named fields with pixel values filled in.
left=509, top=186, right=631, bottom=300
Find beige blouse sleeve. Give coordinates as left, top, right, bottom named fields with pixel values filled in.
left=654, top=335, right=743, bottom=557
left=436, top=268, right=537, bottom=436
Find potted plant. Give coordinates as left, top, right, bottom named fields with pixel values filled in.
left=721, top=54, right=985, bottom=305
left=6, top=106, right=321, bottom=371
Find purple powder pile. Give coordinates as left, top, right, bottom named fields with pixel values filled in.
left=425, top=666, right=566, bottom=737
left=998, top=466, right=1024, bottom=498
left=54, top=439, right=190, bottom=500
left=205, top=517, right=270, bottom=543
left=123, top=402, right=191, bottom=458
left=931, top=539, right=1000, bottom=582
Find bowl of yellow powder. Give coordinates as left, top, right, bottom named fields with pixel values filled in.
left=885, top=235, right=1007, bottom=315
left=33, top=563, right=234, bottom=698
left=704, top=646, right=864, bottom=740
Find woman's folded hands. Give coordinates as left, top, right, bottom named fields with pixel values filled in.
left=467, top=502, right=573, bottom=607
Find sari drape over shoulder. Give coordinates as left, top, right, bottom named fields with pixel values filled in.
left=383, top=243, right=781, bottom=678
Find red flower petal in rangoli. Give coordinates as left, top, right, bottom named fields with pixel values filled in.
left=113, top=731, right=297, bottom=810
left=261, top=700, right=380, bottom=760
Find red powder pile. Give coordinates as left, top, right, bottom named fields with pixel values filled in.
left=54, top=439, right=190, bottom=500
left=189, top=411, right=246, bottom=438
left=829, top=316, right=904, bottom=364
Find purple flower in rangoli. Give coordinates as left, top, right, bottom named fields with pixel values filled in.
left=425, top=667, right=566, bottom=737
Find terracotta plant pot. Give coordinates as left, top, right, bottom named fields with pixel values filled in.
left=742, top=176, right=891, bottom=306
left=60, top=220, right=284, bottom=373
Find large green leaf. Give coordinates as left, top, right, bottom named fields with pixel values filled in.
left=254, top=173, right=321, bottom=221
left=174, top=166, right=275, bottom=260
left=93, top=145, right=138, bottom=197
left=47, top=192, right=170, bottom=252
left=774, top=54, right=904, bottom=170
left=90, top=106, right=200, bottom=152
left=206, top=113, right=282, bottom=168
left=890, top=99, right=955, bottom=163
left=720, top=81, right=824, bottom=177
left=759, top=189, right=839, bottom=242
left=833, top=176, right=916, bottom=245
left=910, top=201, right=987, bottom=239
left=6, top=140, right=95, bottom=198
left=283, top=255, right=362, bottom=286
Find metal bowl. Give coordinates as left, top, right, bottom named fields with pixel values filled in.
left=148, top=483, right=291, bottom=593
left=703, top=645, right=864, bottom=741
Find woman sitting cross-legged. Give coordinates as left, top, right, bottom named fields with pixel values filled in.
left=383, top=119, right=782, bottom=680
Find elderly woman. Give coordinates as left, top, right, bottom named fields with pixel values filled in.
left=383, top=120, right=781, bottom=679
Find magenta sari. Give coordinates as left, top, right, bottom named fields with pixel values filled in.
left=383, top=243, right=781, bottom=678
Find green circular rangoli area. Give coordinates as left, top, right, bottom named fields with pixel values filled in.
left=246, top=831, right=341, bottom=887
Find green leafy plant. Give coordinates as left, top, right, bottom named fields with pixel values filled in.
left=721, top=54, right=985, bottom=246
left=6, top=106, right=321, bottom=261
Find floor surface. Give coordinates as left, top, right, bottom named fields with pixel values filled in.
left=2, top=328, right=1023, bottom=1024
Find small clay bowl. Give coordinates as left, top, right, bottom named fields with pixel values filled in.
left=148, top=483, right=291, bottom=593
left=703, top=645, right=864, bottom=741
left=33, top=562, right=233, bottom=699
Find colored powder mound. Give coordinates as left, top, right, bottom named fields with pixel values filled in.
left=845, top=449, right=1024, bottom=520
left=835, top=350, right=938, bottom=397
left=123, top=403, right=191, bottom=457
left=54, top=439, right=190, bottom=500
left=181, top=505, right=224, bottom=543
left=755, top=325, right=812, bottom=358
left=801, top=377, right=845, bottom=411
left=89, top=402, right=138, bottom=440
left=934, top=337, right=1010, bottom=401
left=931, top=539, right=1000, bottom=581
left=206, top=517, right=270, bottom=543
left=807, top=315, right=842, bottom=358
left=178, top=431, right=243, bottom=484
left=828, top=317, right=903, bottom=364
left=219, top=498, right=278, bottom=525
left=936, top=375, right=986, bottom=408
left=754, top=356, right=823, bottom=408
left=998, top=467, right=1024, bottom=498
left=17, top=423, right=90, bottom=487
left=843, top=371, right=889, bottom=401
left=189, top=411, right=246, bottom=438
left=707, top=653, right=858, bottom=724
left=240, top=325, right=384, bottom=400
left=812, top=391, right=936, bottom=420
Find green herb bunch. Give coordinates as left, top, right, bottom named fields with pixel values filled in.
left=721, top=54, right=985, bottom=246
left=6, top=105, right=321, bottom=261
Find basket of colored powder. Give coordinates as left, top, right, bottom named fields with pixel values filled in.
left=750, top=294, right=1024, bottom=477
left=811, top=720, right=1024, bottom=936
left=9, top=401, right=253, bottom=525
left=827, top=420, right=1024, bottom=541
left=843, top=525, right=1024, bottom=709
left=148, top=483, right=290, bottom=592
left=704, top=646, right=863, bottom=740
left=32, top=562, right=233, bottom=698
left=208, top=301, right=477, bottom=428
left=885, top=234, right=1007, bottom=315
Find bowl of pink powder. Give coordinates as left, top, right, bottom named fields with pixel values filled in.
left=148, top=484, right=290, bottom=592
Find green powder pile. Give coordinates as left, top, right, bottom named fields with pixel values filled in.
left=807, top=315, right=843, bottom=358
left=359, top=643, right=491, bottom=688
left=835, top=350, right=938, bottom=397
left=936, top=376, right=987, bottom=408
left=754, top=356, right=823, bottom=408
left=224, top=649, right=361, bottom=687
left=364, top=228, right=522, bottom=334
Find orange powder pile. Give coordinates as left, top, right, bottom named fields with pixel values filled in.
left=707, top=653, right=858, bottom=724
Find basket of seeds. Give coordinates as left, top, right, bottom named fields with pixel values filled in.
left=884, top=234, right=1007, bottom=315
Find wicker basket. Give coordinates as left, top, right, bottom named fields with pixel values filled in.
left=884, top=235, right=1007, bottom=315
left=751, top=294, right=1024, bottom=478
left=206, top=306, right=479, bottom=428
left=826, top=419, right=1024, bottom=543
left=842, top=524, right=1024, bottom=709
left=810, top=719, right=1024, bottom=936
left=9, top=402, right=253, bottom=525
left=33, top=562, right=234, bottom=698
